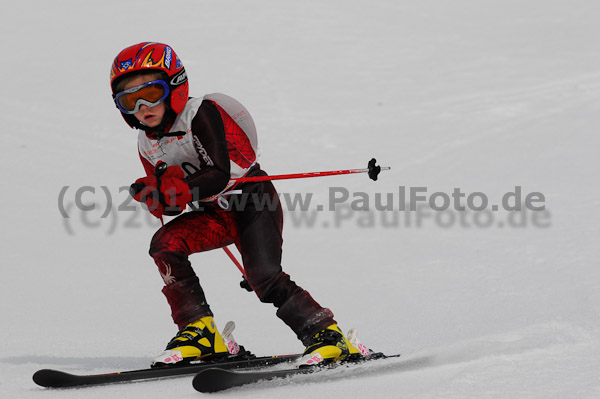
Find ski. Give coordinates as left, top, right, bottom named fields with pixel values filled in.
left=192, top=352, right=400, bottom=393
left=32, top=353, right=301, bottom=388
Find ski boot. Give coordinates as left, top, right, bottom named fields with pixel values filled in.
left=152, top=316, right=235, bottom=367
left=299, top=324, right=370, bottom=367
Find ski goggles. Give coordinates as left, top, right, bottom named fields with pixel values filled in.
left=114, top=80, right=170, bottom=114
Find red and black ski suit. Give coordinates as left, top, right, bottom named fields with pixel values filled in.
left=138, top=95, right=335, bottom=344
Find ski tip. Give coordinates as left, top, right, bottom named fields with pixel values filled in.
left=192, top=368, right=234, bottom=393
left=364, top=351, right=401, bottom=360
left=33, top=369, right=73, bottom=388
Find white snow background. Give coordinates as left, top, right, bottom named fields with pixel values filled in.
left=1, top=0, right=599, bottom=398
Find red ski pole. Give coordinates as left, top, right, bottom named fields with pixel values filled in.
left=222, top=246, right=253, bottom=292
left=221, top=158, right=389, bottom=293
left=222, top=246, right=245, bottom=277
left=232, top=158, right=390, bottom=183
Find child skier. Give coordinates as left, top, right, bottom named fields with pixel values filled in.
left=110, top=42, right=362, bottom=367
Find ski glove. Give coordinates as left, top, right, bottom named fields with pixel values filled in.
left=131, top=165, right=192, bottom=218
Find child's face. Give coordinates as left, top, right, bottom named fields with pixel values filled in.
left=122, top=74, right=166, bottom=128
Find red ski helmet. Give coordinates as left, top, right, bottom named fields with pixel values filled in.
left=110, top=42, right=189, bottom=129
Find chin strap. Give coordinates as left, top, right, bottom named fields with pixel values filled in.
left=131, top=106, right=181, bottom=139
left=144, top=130, right=189, bottom=139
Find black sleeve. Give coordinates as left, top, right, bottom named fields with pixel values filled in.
left=184, top=100, right=231, bottom=200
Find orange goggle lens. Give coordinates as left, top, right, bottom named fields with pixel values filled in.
left=115, top=80, right=170, bottom=114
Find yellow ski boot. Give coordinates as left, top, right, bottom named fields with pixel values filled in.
left=152, top=316, right=230, bottom=367
left=299, top=324, right=368, bottom=367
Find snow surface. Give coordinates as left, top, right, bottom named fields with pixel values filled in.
left=2, top=0, right=599, bottom=398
